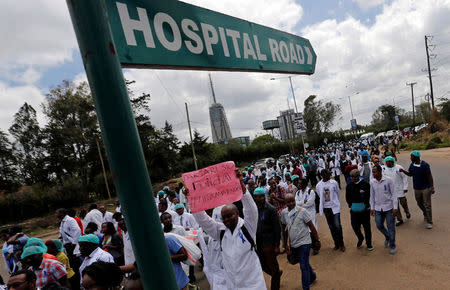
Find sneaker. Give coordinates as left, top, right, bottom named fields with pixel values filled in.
left=390, top=248, right=397, bottom=255
left=367, top=246, right=374, bottom=251
left=384, top=240, right=389, bottom=248
left=426, top=223, right=433, bottom=229
left=396, top=221, right=404, bottom=227
left=406, top=213, right=411, bottom=219
left=357, top=240, right=363, bottom=249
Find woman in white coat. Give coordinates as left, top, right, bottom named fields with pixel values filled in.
left=192, top=172, right=266, bottom=290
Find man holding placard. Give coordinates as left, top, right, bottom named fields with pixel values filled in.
left=190, top=170, right=266, bottom=289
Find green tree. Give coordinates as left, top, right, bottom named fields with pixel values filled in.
left=0, top=130, right=18, bottom=191
left=371, top=104, right=403, bottom=131
left=9, top=103, right=46, bottom=185
left=438, top=98, right=450, bottom=122
left=303, top=95, right=341, bottom=135
left=43, top=80, right=100, bottom=187
left=250, top=134, right=280, bottom=147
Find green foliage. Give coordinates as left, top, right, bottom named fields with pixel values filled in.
left=0, top=130, right=18, bottom=191
left=429, top=136, right=442, bottom=144
left=303, top=95, right=341, bottom=135
left=371, top=104, right=403, bottom=132
left=438, top=98, right=450, bottom=122
left=250, top=134, right=279, bottom=147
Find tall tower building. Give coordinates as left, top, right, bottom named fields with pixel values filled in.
left=208, top=74, right=232, bottom=144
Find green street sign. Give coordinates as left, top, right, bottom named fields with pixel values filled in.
left=106, top=0, right=317, bottom=74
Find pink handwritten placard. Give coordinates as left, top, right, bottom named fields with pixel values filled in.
left=182, top=161, right=243, bottom=213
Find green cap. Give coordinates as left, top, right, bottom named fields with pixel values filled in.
left=52, top=239, right=64, bottom=253
left=411, top=150, right=420, bottom=157
left=24, top=238, right=47, bottom=253
left=21, top=245, right=45, bottom=259
left=174, top=203, right=185, bottom=210
left=157, top=190, right=165, bottom=196
left=78, top=234, right=100, bottom=244
left=385, top=156, right=395, bottom=163
left=253, top=187, right=266, bottom=195
left=291, top=175, right=300, bottom=181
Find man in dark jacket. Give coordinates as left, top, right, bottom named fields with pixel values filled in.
left=253, top=187, right=282, bottom=290
left=345, top=169, right=373, bottom=251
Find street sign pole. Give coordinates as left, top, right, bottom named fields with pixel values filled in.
left=66, top=1, right=178, bottom=289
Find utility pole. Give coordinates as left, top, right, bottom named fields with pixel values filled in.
left=425, top=36, right=435, bottom=109
left=288, top=76, right=306, bottom=153
left=406, top=82, right=417, bottom=127
left=185, top=102, right=198, bottom=170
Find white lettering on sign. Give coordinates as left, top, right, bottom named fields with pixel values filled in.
left=115, top=2, right=313, bottom=67
left=182, top=19, right=203, bottom=54
left=154, top=13, right=181, bottom=51
left=117, top=2, right=155, bottom=48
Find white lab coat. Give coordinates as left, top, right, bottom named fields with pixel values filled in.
left=60, top=215, right=81, bottom=255
left=295, top=187, right=317, bottom=229
left=193, top=191, right=266, bottom=290
left=198, top=231, right=227, bottom=290
left=383, top=164, right=408, bottom=198
left=329, top=160, right=341, bottom=176
left=173, top=212, right=199, bottom=230
left=83, top=209, right=103, bottom=234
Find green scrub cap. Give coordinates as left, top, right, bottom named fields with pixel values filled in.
left=253, top=187, right=266, bottom=195
left=174, top=203, right=185, bottom=210
left=411, top=150, right=420, bottom=157
left=291, top=175, right=300, bottom=181
left=157, top=190, right=165, bottom=196
left=21, top=245, right=45, bottom=259
left=24, top=238, right=47, bottom=252
left=384, top=156, right=395, bottom=163
left=78, top=234, right=100, bottom=244
left=52, top=239, right=64, bottom=252
left=285, top=172, right=291, bottom=177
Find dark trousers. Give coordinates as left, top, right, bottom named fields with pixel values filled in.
left=309, top=172, right=318, bottom=187
left=64, top=243, right=80, bottom=290
left=334, top=174, right=341, bottom=189
left=292, top=244, right=316, bottom=290
left=396, top=197, right=410, bottom=222
left=257, top=245, right=281, bottom=290
left=350, top=210, right=372, bottom=247
left=323, top=208, right=344, bottom=248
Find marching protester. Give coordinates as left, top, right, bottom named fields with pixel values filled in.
left=346, top=169, right=373, bottom=250
left=83, top=204, right=103, bottom=235
left=400, top=150, right=435, bottom=229
left=192, top=171, right=267, bottom=289
left=101, top=222, right=124, bottom=265
left=267, top=178, right=287, bottom=215
left=78, top=234, right=114, bottom=284
left=173, top=204, right=199, bottom=230
left=56, top=208, right=81, bottom=278
left=253, top=187, right=282, bottom=290
left=45, top=239, right=77, bottom=289
left=160, top=213, right=187, bottom=236
left=281, top=194, right=320, bottom=290
left=383, top=156, right=410, bottom=226
left=370, top=165, right=398, bottom=254
left=317, top=169, right=345, bottom=252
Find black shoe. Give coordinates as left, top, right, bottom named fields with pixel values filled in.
left=312, top=249, right=319, bottom=255
left=406, top=213, right=411, bottom=219
left=396, top=221, right=404, bottom=226
left=357, top=239, right=363, bottom=249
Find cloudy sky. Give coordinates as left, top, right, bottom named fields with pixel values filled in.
left=1, top=0, right=450, bottom=143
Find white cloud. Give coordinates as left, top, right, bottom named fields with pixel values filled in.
left=352, top=0, right=385, bottom=10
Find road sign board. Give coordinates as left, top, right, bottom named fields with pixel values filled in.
left=394, top=115, right=399, bottom=124
left=294, top=116, right=306, bottom=135
left=350, top=119, right=357, bottom=130
left=106, top=0, right=316, bottom=74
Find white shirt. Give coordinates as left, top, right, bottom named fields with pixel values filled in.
left=329, top=160, right=341, bottom=176
left=370, top=176, right=397, bottom=212
left=295, top=187, right=317, bottom=229
left=383, top=164, right=408, bottom=198
left=193, top=191, right=266, bottom=290
left=102, top=211, right=114, bottom=224
left=159, top=209, right=177, bottom=221
left=318, top=158, right=326, bottom=170
left=83, top=209, right=103, bottom=235
left=60, top=215, right=81, bottom=245
left=168, top=225, right=187, bottom=236
left=115, top=206, right=121, bottom=213
left=122, top=231, right=135, bottom=266
left=173, top=212, right=199, bottom=229
left=79, top=247, right=114, bottom=283
left=317, top=179, right=341, bottom=215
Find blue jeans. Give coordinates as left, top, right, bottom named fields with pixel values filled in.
left=375, top=209, right=396, bottom=249
left=293, top=244, right=316, bottom=290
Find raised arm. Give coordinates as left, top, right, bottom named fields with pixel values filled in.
left=192, top=211, right=222, bottom=240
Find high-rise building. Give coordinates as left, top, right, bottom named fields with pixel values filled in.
left=208, top=74, right=232, bottom=144
left=277, top=109, right=305, bottom=141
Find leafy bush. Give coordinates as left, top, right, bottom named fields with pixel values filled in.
left=426, top=140, right=437, bottom=149
left=429, top=136, right=442, bottom=144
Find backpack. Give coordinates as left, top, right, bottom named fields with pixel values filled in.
left=219, top=225, right=256, bottom=251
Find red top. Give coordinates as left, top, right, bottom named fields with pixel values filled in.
left=74, top=216, right=84, bottom=235
left=43, top=253, right=59, bottom=261
left=292, top=167, right=303, bottom=179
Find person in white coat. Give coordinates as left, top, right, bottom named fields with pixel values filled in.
left=383, top=156, right=410, bottom=226
left=192, top=171, right=266, bottom=290
left=329, top=155, right=342, bottom=189
left=83, top=204, right=103, bottom=235
left=173, top=204, right=199, bottom=230
left=296, top=178, right=320, bottom=255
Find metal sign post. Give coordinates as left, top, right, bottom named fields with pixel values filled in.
left=66, top=1, right=178, bottom=289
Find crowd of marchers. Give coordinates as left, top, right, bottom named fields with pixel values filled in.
left=0, top=136, right=436, bottom=290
